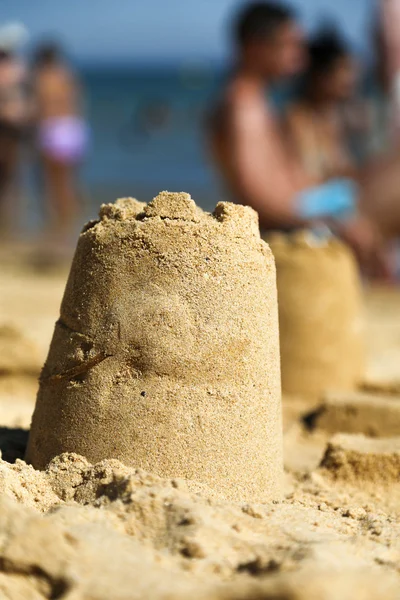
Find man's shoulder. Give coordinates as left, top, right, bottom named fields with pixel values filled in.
left=225, top=80, right=262, bottom=108
left=223, top=81, right=271, bottom=129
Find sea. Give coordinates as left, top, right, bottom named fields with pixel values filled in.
left=18, top=65, right=224, bottom=230
left=22, top=64, right=380, bottom=231
left=73, top=65, right=224, bottom=217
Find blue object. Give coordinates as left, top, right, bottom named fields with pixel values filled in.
left=296, top=178, right=358, bottom=221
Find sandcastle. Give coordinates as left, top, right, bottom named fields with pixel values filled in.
left=26, top=192, right=282, bottom=502
left=269, top=231, right=365, bottom=399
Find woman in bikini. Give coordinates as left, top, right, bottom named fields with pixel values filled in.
left=32, top=42, right=89, bottom=239
left=284, top=29, right=361, bottom=183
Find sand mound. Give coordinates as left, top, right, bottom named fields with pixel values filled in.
left=1, top=449, right=400, bottom=599
left=269, top=232, right=365, bottom=399
left=0, top=495, right=212, bottom=600
left=361, top=379, right=400, bottom=396
left=305, top=390, right=400, bottom=437
left=1, top=491, right=399, bottom=600
left=27, top=193, right=282, bottom=502
left=320, top=433, right=400, bottom=484
left=0, top=456, right=58, bottom=512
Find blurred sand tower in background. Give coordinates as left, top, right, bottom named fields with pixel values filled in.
left=27, top=192, right=283, bottom=502
left=269, top=232, right=365, bottom=399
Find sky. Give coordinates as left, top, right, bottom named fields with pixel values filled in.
left=0, top=0, right=376, bottom=66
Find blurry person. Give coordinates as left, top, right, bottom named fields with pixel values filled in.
left=207, top=1, right=400, bottom=274
left=379, top=0, right=400, bottom=137
left=0, top=40, right=29, bottom=233
left=284, top=30, right=359, bottom=181
left=208, top=1, right=307, bottom=230
left=32, top=42, right=88, bottom=238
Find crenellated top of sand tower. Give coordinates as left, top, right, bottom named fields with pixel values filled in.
left=213, top=201, right=260, bottom=237
left=143, top=191, right=202, bottom=221
left=99, top=197, right=147, bottom=221
left=90, top=192, right=260, bottom=239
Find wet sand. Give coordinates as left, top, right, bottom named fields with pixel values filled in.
left=1, top=243, right=400, bottom=600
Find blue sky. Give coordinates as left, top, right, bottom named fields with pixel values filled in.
left=0, top=0, right=375, bottom=65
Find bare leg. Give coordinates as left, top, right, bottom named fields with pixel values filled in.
left=43, top=157, right=79, bottom=237
left=0, top=137, right=19, bottom=237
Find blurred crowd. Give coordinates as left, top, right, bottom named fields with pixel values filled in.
left=1, top=1, right=400, bottom=279
left=208, top=0, right=400, bottom=280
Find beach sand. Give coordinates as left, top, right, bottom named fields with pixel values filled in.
left=1, top=238, right=400, bottom=599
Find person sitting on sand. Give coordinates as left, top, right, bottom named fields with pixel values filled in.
left=284, top=29, right=360, bottom=182
left=207, top=1, right=400, bottom=271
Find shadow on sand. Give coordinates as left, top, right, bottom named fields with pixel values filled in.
left=0, top=427, right=29, bottom=463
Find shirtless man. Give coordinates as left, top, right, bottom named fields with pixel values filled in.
left=33, top=42, right=88, bottom=237
left=208, top=1, right=400, bottom=269
left=380, top=0, right=400, bottom=136
left=209, top=2, right=308, bottom=229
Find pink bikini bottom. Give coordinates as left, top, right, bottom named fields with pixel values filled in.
left=38, top=116, right=89, bottom=163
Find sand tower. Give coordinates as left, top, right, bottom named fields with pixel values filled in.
left=26, top=192, right=282, bottom=502
left=269, top=231, right=365, bottom=399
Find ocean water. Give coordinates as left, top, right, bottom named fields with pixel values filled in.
left=23, top=66, right=378, bottom=229
left=80, top=66, right=224, bottom=216
left=22, top=64, right=295, bottom=231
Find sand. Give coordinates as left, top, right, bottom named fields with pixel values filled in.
left=269, top=232, right=365, bottom=398
left=2, top=214, right=400, bottom=599
left=26, top=194, right=282, bottom=502
left=305, top=390, right=400, bottom=437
